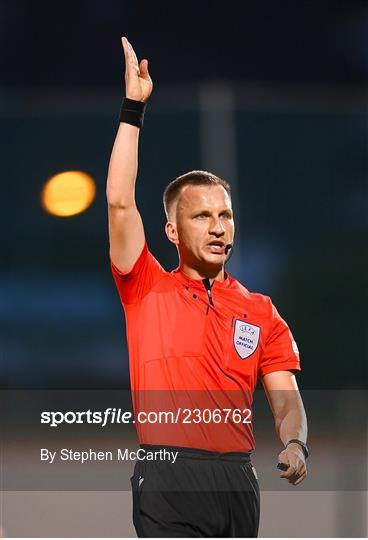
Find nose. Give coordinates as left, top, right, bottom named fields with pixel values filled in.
left=209, top=217, right=225, bottom=236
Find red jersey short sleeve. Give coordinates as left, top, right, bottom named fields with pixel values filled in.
left=110, top=242, right=166, bottom=304
left=110, top=250, right=301, bottom=451
left=258, top=301, right=301, bottom=378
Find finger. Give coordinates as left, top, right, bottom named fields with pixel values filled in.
left=121, top=36, right=129, bottom=62
left=139, top=59, right=148, bottom=75
left=127, top=42, right=140, bottom=76
left=278, top=452, right=290, bottom=467
left=297, top=465, right=307, bottom=479
left=130, top=42, right=139, bottom=66
left=124, top=43, right=140, bottom=78
left=280, top=466, right=297, bottom=479
left=127, top=40, right=139, bottom=67
left=283, top=454, right=304, bottom=475
left=139, top=59, right=151, bottom=81
left=288, top=471, right=301, bottom=483
left=121, top=37, right=136, bottom=77
left=288, top=465, right=307, bottom=484
left=293, top=472, right=307, bottom=486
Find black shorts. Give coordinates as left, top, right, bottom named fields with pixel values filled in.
left=130, top=444, right=260, bottom=537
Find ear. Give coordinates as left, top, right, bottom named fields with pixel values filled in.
left=165, top=221, right=179, bottom=245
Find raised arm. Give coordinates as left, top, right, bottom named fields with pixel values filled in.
left=107, top=37, right=153, bottom=273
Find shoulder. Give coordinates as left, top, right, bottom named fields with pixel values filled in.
left=111, top=242, right=169, bottom=305
left=230, top=277, right=273, bottom=314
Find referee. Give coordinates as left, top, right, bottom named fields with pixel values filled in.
left=107, top=37, right=308, bottom=538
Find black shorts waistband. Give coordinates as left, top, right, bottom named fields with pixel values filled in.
left=140, top=444, right=252, bottom=463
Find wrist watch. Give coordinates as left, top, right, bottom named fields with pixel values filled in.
left=286, top=439, right=309, bottom=459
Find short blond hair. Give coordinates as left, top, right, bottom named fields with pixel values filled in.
left=163, top=170, right=231, bottom=219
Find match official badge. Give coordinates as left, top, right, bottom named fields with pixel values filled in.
left=233, top=320, right=260, bottom=359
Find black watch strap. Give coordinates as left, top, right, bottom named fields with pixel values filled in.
left=286, top=439, right=309, bottom=459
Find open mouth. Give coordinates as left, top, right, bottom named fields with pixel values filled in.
left=207, top=241, right=225, bottom=253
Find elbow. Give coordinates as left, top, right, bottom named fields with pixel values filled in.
left=107, top=198, right=129, bottom=210
left=106, top=189, right=134, bottom=210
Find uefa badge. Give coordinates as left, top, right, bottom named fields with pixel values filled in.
left=233, top=320, right=260, bottom=359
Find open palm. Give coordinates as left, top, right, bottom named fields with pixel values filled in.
left=122, top=37, right=153, bottom=103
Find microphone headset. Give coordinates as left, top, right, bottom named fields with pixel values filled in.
left=225, top=242, right=234, bottom=262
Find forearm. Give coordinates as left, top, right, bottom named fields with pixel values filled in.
left=106, top=122, right=140, bottom=208
left=263, top=372, right=308, bottom=484
left=274, top=392, right=308, bottom=445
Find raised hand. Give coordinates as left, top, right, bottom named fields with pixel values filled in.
left=121, top=36, right=153, bottom=103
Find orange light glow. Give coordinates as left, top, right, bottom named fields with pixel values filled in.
left=41, top=171, right=96, bottom=217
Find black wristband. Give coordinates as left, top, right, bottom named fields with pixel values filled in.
left=119, top=97, right=147, bottom=128
left=286, top=439, right=309, bottom=459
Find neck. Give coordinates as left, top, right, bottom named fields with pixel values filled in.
left=179, top=261, right=226, bottom=282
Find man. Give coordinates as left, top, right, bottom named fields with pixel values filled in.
left=107, top=37, right=308, bottom=538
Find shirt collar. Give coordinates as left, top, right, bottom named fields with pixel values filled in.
left=171, top=267, right=232, bottom=290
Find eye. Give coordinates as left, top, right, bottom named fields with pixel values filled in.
left=220, top=212, right=232, bottom=220
left=195, top=213, right=209, bottom=219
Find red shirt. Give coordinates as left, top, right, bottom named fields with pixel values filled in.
left=112, top=242, right=300, bottom=452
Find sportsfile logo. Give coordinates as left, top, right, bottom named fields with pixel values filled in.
left=41, top=408, right=134, bottom=427
left=40, top=407, right=253, bottom=427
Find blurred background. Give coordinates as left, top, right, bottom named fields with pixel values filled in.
left=1, top=0, right=367, bottom=390
left=0, top=0, right=367, bottom=537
